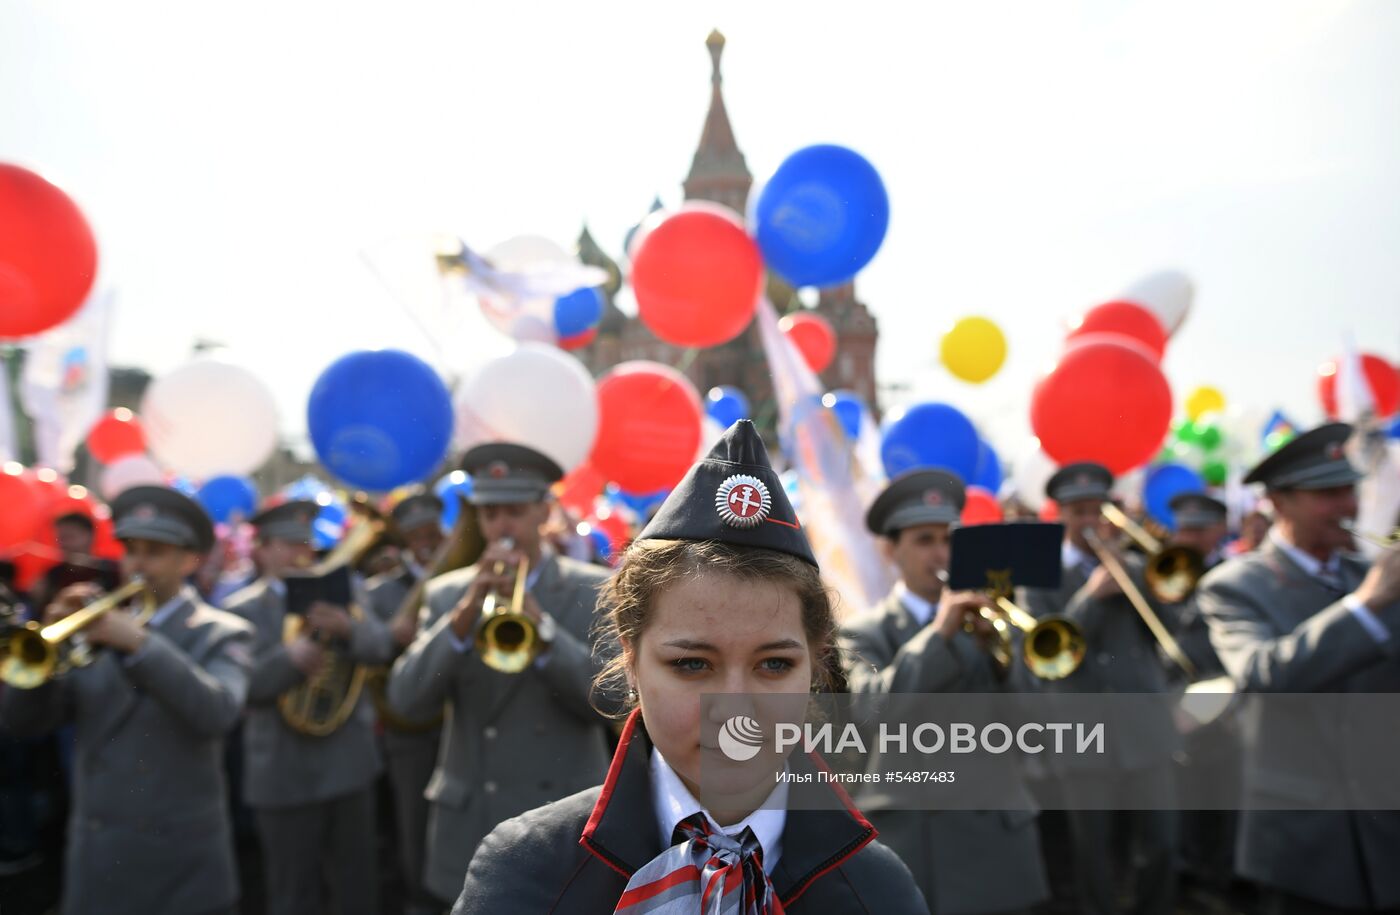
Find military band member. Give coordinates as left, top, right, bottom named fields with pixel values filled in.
left=1018, top=462, right=1179, bottom=915
left=1161, top=491, right=1230, bottom=679
left=226, top=500, right=394, bottom=915
left=1, top=485, right=254, bottom=915
left=387, top=443, right=617, bottom=906
left=1197, top=423, right=1400, bottom=913
left=453, top=420, right=929, bottom=913
left=366, top=489, right=446, bottom=915
left=839, top=468, right=1049, bottom=915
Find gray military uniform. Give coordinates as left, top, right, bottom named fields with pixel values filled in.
left=226, top=576, right=394, bottom=915
left=840, top=590, right=1049, bottom=915
left=1197, top=540, right=1400, bottom=909
left=0, top=588, right=253, bottom=915
left=365, top=567, right=442, bottom=912
left=386, top=552, right=615, bottom=903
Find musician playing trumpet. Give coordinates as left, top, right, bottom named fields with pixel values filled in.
left=386, top=442, right=618, bottom=909
left=839, top=469, right=1050, bottom=915
left=0, top=485, right=254, bottom=915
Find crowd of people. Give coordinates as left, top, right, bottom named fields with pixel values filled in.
left=1, top=416, right=1398, bottom=915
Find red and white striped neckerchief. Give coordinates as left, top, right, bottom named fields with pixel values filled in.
left=614, top=812, right=783, bottom=914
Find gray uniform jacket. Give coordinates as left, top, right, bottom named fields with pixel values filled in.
left=0, top=589, right=254, bottom=915
left=225, top=577, right=394, bottom=808
left=386, top=553, right=616, bottom=902
left=839, top=591, right=1048, bottom=915
left=1019, top=554, right=1180, bottom=772
left=452, top=709, right=930, bottom=914
left=1197, top=541, right=1400, bottom=909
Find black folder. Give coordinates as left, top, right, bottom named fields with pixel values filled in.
left=948, top=523, right=1064, bottom=592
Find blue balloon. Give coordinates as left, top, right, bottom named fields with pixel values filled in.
left=753, top=144, right=890, bottom=288
left=283, top=474, right=331, bottom=502
left=1144, top=463, right=1207, bottom=531
left=823, top=390, right=864, bottom=440
left=433, top=471, right=474, bottom=531
left=610, top=485, right=669, bottom=519
left=1387, top=415, right=1400, bottom=440
left=880, top=402, right=980, bottom=482
left=308, top=350, right=454, bottom=491
left=196, top=475, right=258, bottom=524
left=706, top=386, right=751, bottom=429
left=973, top=439, right=1003, bottom=493
left=553, top=287, right=604, bottom=338
left=587, top=528, right=613, bottom=562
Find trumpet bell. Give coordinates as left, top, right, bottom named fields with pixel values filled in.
left=475, top=612, right=540, bottom=674
left=1145, top=546, right=1204, bottom=604
left=1023, top=617, right=1086, bottom=681
left=1, top=623, right=60, bottom=690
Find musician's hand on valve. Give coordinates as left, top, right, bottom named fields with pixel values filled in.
left=1354, top=544, right=1400, bottom=612
left=85, top=608, right=148, bottom=654
left=43, top=583, right=102, bottom=626
left=287, top=636, right=326, bottom=677
left=389, top=614, right=418, bottom=649
left=306, top=602, right=353, bottom=641
left=933, top=590, right=993, bottom=641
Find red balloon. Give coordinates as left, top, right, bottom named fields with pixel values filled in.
left=1031, top=338, right=1173, bottom=475
left=630, top=209, right=763, bottom=348
left=590, top=362, right=703, bottom=493
left=19, top=467, right=68, bottom=513
left=559, top=328, right=598, bottom=351
left=779, top=312, right=837, bottom=374
left=1039, top=499, right=1061, bottom=522
left=0, top=465, right=43, bottom=550
left=1067, top=301, right=1167, bottom=361
left=556, top=462, right=606, bottom=518
left=1317, top=354, right=1400, bottom=419
left=86, top=408, right=147, bottom=464
left=92, top=511, right=124, bottom=561
left=961, top=486, right=1004, bottom=525
left=12, top=548, right=57, bottom=594
left=0, top=164, right=99, bottom=338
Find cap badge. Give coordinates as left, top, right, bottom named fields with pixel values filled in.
left=923, top=489, right=943, bottom=506
left=715, top=474, right=772, bottom=529
left=1326, top=442, right=1345, bottom=461
left=487, top=460, right=510, bottom=479
left=131, top=504, right=158, bottom=521
left=1076, top=473, right=1091, bottom=486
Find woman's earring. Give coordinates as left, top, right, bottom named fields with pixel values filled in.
left=626, top=686, right=638, bottom=705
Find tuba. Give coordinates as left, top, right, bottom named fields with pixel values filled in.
left=277, top=497, right=387, bottom=737
left=366, top=494, right=483, bottom=732
left=1, top=580, right=156, bottom=689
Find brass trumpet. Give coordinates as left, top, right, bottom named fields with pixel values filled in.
left=1, top=580, right=155, bottom=689
left=944, top=571, right=1085, bottom=681
left=1101, top=503, right=1204, bottom=603
left=474, top=539, right=539, bottom=674
left=1342, top=520, right=1400, bottom=549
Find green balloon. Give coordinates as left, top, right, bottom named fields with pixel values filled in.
left=1174, top=418, right=1200, bottom=444
left=1202, top=459, right=1228, bottom=486
left=1194, top=423, right=1223, bottom=451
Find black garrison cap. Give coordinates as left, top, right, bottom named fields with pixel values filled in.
left=636, top=420, right=816, bottom=567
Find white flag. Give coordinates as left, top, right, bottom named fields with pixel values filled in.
left=1336, top=331, right=1375, bottom=423
left=19, top=289, right=114, bottom=472
left=0, top=352, right=16, bottom=463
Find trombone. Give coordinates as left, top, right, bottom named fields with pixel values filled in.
left=1, top=580, right=155, bottom=689
left=1100, top=503, right=1205, bottom=603
left=474, top=539, right=540, bottom=674
left=1084, top=528, right=1198, bottom=679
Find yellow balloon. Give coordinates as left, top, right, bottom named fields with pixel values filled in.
left=940, top=316, right=1007, bottom=384
left=1185, top=385, right=1226, bottom=421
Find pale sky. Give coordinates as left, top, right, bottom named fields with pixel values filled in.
left=4, top=0, right=1399, bottom=465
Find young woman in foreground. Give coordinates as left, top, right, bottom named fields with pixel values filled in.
left=452, top=420, right=929, bottom=914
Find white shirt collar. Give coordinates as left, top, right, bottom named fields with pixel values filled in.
left=649, top=748, right=786, bottom=874
left=1270, top=526, right=1341, bottom=578
left=264, top=576, right=287, bottom=597
left=1062, top=540, right=1094, bottom=571
left=147, top=586, right=194, bottom=629
left=894, top=580, right=936, bottom=627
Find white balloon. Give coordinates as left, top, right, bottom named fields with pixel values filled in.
left=454, top=343, right=599, bottom=472
left=1010, top=446, right=1059, bottom=512
left=99, top=454, right=164, bottom=501
left=1121, top=270, right=1194, bottom=335
left=141, top=358, right=279, bottom=478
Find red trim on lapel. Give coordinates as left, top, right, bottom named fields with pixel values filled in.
left=778, top=750, right=879, bottom=906
left=578, top=706, right=641, bottom=877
